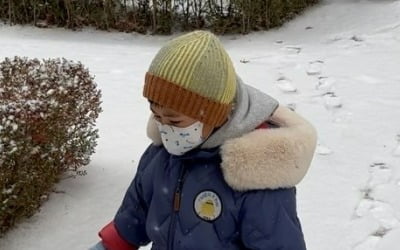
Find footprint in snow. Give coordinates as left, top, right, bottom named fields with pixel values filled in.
left=372, top=227, right=391, bottom=238
left=306, top=60, right=324, bottom=76
left=325, top=36, right=344, bottom=44
left=276, top=77, right=297, bottom=93
left=367, top=162, right=392, bottom=188
left=355, top=200, right=399, bottom=236
left=353, top=235, right=380, bottom=250
left=355, top=163, right=391, bottom=208
left=356, top=163, right=397, bottom=222
left=369, top=201, right=399, bottom=230
left=353, top=161, right=400, bottom=247
left=240, top=58, right=250, bottom=64
left=350, top=35, right=364, bottom=43
left=316, top=76, right=336, bottom=95
left=355, top=199, right=375, bottom=217
left=323, top=92, right=343, bottom=110
left=283, top=45, right=302, bottom=54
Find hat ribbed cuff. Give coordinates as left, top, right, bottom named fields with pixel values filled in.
left=144, top=72, right=232, bottom=127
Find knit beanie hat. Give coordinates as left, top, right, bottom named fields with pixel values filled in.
left=143, top=30, right=237, bottom=127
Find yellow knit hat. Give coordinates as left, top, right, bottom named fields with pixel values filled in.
left=143, top=30, right=237, bottom=127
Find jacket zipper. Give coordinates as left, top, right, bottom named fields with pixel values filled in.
left=168, top=165, right=187, bottom=250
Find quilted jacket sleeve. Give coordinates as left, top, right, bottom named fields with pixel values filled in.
left=239, top=188, right=306, bottom=250
left=112, top=145, right=158, bottom=247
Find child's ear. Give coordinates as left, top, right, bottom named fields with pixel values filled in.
left=147, top=114, right=162, bottom=145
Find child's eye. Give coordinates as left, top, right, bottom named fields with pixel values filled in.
left=170, top=121, right=182, bottom=125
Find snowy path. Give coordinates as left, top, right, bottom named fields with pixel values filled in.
left=1, top=1, right=400, bottom=249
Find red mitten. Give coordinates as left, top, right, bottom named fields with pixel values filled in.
left=99, top=222, right=138, bottom=250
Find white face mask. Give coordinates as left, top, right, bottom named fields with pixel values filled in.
left=155, top=121, right=204, bottom=156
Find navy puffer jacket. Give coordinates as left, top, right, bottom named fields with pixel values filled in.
left=114, top=144, right=306, bottom=250
left=106, top=82, right=317, bottom=250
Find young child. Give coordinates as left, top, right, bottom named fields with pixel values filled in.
left=91, top=30, right=317, bottom=250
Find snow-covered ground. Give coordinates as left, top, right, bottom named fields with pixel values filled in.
left=1, top=0, right=400, bottom=249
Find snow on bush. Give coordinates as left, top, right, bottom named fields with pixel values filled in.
left=0, top=57, right=102, bottom=234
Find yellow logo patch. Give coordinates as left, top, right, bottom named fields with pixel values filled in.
left=194, top=191, right=222, bottom=221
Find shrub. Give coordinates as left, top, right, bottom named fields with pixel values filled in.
left=0, top=0, right=319, bottom=34
left=0, top=57, right=102, bottom=235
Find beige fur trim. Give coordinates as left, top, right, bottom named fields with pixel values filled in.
left=146, top=106, right=317, bottom=190
left=221, top=106, right=317, bottom=190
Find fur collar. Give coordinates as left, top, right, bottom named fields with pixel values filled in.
left=147, top=106, right=317, bottom=191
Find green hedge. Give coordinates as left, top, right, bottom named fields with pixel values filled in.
left=0, top=57, right=102, bottom=235
left=0, top=0, right=319, bottom=34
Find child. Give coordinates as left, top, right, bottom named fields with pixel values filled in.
left=91, top=30, right=317, bottom=250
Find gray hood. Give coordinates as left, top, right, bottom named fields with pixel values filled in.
left=201, top=77, right=279, bottom=148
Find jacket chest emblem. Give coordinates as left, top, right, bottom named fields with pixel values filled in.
left=194, top=190, right=222, bottom=221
